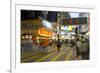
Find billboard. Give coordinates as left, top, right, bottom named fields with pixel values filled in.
left=63, top=17, right=88, bottom=25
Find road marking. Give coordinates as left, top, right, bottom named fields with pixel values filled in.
left=51, top=48, right=69, bottom=61
left=21, top=53, right=34, bottom=59
left=65, top=50, right=73, bottom=60
left=51, top=51, right=65, bottom=61
left=36, top=51, right=56, bottom=62
left=21, top=51, right=42, bottom=60
left=22, top=53, right=42, bottom=62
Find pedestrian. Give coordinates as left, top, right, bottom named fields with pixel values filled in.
left=57, top=39, right=61, bottom=52
left=79, top=38, right=89, bottom=59
left=71, top=40, right=74, bottom=47
left=76, top=38, right=80, bottom=57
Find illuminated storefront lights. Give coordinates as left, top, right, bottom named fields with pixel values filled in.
left=38, top=28, right=52, bottom=37
left=42, top=19, right=52, bottom=28
left=68, top=26, right=72, bottom=31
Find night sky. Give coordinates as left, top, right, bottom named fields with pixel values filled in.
left=21, top=10, right=57, bottom=22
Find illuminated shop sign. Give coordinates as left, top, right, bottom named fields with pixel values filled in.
left=64, top=26, right=68, bottom=30
left=42, top=20, right=51, bottom=28
left=61, top=26, right=68, bottom=31
left=63, top=17, right=87, bottom=25
left=67, top=26, right=72, bottom=31
left=38, top=28, right=52, bottom=37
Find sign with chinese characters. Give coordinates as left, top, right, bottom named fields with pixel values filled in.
left=63, top=17, right=88, bottom=25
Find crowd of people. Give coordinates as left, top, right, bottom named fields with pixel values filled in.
left=21, top=38, right=55, bottom=54
left=55, top=35, right=89, bottom=59
left=21, top=34, right=89, bottom=59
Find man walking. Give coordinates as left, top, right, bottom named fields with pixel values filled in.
left=57, top=39, right=61, bottom=52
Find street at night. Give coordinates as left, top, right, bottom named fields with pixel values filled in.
left=21, top=10, right=90, bottom=63
left=21, top=44, right=83, bottom=63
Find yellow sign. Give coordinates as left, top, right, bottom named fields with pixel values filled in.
left=68, top=26, right=72, bottom=31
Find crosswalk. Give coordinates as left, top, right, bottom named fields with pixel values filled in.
left=21, top=46, right=82, bottom=63
left=36, top=51, right=56, bottom=62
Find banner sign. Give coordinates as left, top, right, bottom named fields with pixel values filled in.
left=63, top=17, right=88, bottom=25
